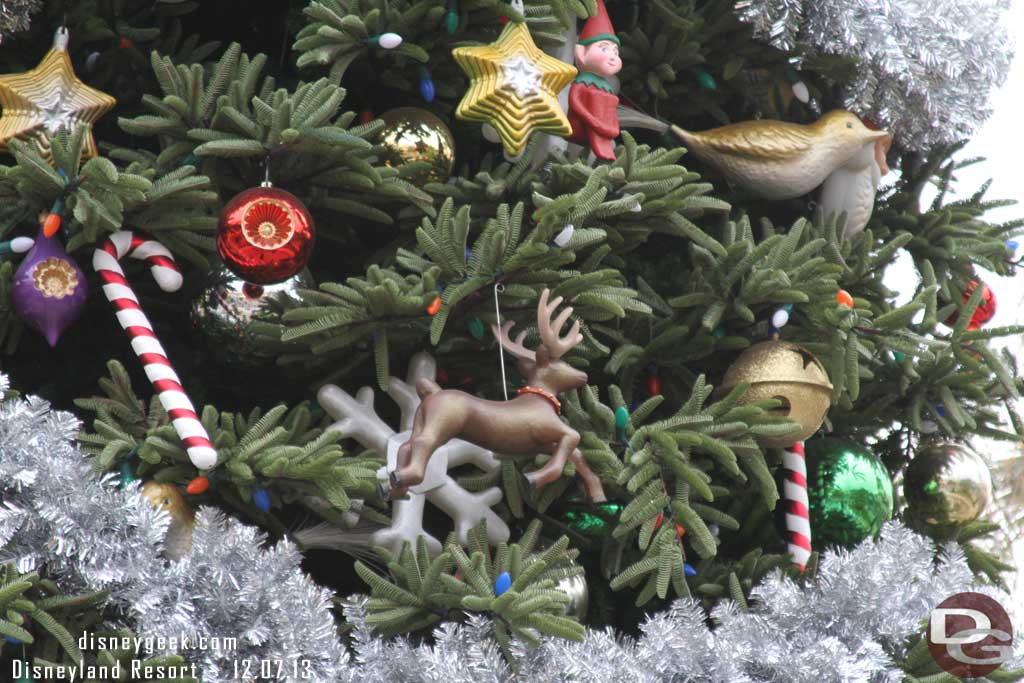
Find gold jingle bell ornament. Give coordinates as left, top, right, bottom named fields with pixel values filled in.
left=452, top=1, right=577, bottom=156
left=378, top=107, right=455, bottom=186
left=0, top=27, right=116, bottom=162
left=719, top=340, right=832, bottom=448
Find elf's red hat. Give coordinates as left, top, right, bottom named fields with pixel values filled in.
left=577, top=0, right=618, bottom=46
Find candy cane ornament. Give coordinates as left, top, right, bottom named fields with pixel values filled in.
left=93, top=231, right=217, bottom=470
left=783, top=441, right=811, bottom=571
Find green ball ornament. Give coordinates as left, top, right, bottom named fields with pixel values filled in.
left=805, top=438, right=894, bottom=546
left=904, top=441, right=992, bottom=528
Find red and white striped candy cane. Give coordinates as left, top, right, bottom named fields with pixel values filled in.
left=93, top=231, right=217, bottom=470
left=783, top=441, right=811, bottom=571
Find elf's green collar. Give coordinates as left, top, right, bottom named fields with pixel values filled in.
left=573, top=72, right=615, bottom=93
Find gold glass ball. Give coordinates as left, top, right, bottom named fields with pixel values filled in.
left=719, top=340, right=833, bottom=448
left=378, top=107, right=455, bottom=186
left=904, top=441, right=992, bottom=527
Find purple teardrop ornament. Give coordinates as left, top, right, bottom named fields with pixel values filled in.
left=12, top=224, right=87, bottom=346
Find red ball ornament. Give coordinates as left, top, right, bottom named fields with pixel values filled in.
left=646, top=373, right=662, bottom=396
left=217, top=186, right=315, bottom=285
left=944, top=280, right=996, bottom=331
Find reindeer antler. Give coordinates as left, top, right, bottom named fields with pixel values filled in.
left=491, top=320, right=536, bottom=361
left=538, top=289, right=582, bottom=360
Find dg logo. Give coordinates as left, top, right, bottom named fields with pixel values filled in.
left=928, top=592, right=1014, bottom=677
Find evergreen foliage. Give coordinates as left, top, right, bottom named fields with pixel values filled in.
left=355, top=520, right=585, bottom=662
left=0, top=0, right=1018, bottom=677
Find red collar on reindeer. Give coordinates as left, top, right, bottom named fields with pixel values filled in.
left=517, top=386, right=561, bottom=415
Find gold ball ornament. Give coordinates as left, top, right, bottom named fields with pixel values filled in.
left=719, top=340, right=832, bottom=447
left=452, top=20, right=577, bottom=155
left=904, top=441, right=993, bottom=528
left=141, top=481, right=196, bottom=560
left=377, top=108, right=455, bottom=186
left=0, top=28, right=116, bottom=162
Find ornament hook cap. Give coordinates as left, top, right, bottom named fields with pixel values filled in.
left=53, top=26, right=70, bottom=51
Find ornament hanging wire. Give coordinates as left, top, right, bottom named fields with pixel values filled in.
left=261, top=158, right=272, bottom=188
left=494, top=283, right=509, bottom=399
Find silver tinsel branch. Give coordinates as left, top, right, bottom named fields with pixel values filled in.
left=340, top=523, right=1023, bottom=682
left=0, top=390, right=349, bottom=681
left=0, top=384, right=1020, bottom=682
left=734, top=0, right=1014, bottom=149
left=0, top=0, right=38, bottom=42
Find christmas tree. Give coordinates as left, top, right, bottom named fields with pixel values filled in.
left=0, top=0, right=1020, bottom=681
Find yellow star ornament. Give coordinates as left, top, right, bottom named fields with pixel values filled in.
left=452, top=21, right=576, bottom=156
left=0, top=28, right=116, bottom=162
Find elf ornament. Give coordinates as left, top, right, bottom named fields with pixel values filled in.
left=452, top=3, right=577, bottom=155
left=12, top=217, right=87, bottom=346
left=0, top=27, right=116, bottom=161
left=615, top=108, right=890, bottom=200
left=217, top=182, right=315, bottom=285
left=567, top=0, right=622, bottom=160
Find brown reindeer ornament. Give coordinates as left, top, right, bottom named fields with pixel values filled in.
left=385, top=289, right=606, bottom=502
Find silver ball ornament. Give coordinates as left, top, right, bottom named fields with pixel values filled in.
left=557, top=572, right=589, bottom=622
left=191, top=266, right=314, bottom=366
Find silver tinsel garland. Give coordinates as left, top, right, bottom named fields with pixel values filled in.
left=340, top=523, right=1023, bottom=682
left=0, top=385, right=1019, bottom=682
left=0, top=390, right=349, bottom=682
left=734, top=0, right=1014, bottom=149
left=0, top=0, right=37, bottom=43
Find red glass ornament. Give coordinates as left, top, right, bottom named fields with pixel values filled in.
left=836, top=289, right=854, bottom=309
left=944, top=280, right=996, bottom=331
left=217, top=186, right=315, bottom=285
left=186, top=476, right=210, bottom=495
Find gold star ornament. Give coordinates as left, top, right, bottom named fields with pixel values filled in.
left=0, top=28, right=116, bottom=162
left=452, top=20, right=576, bottom=156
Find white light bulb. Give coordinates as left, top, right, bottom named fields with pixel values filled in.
left=554, top=224, right=575, bottom=247
left=792, top=81, right=810, bottom=103
left=378, top=33, right=403, bottom=49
